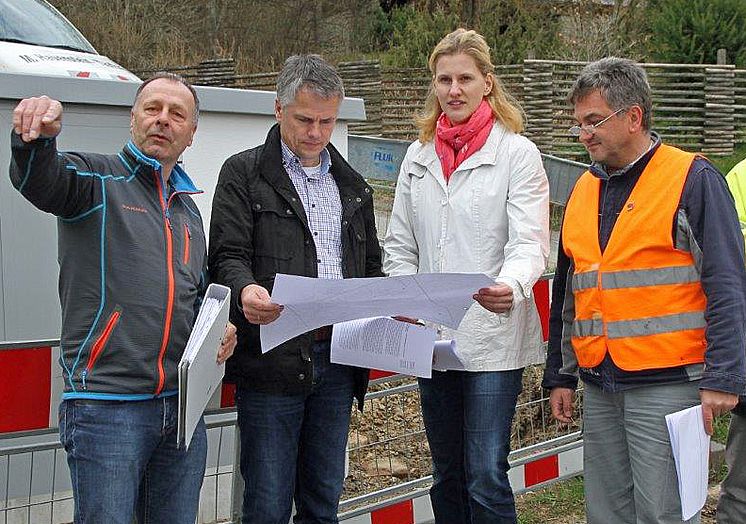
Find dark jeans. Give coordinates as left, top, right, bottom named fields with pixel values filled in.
left=419, top=368, right=524, bottom=524
left=235, top=341, right=355, bottom=524
left=58, top=396, right=207, bottom=524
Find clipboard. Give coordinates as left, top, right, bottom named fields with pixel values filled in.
left=177, top=283, right=231, bottom=449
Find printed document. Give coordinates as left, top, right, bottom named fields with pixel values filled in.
left=432, top=339, right=465, bottom=371
left=261, top=272, right=494, bottom=352
left=665, top=404, right=710, bottom=520
left=330, top=317, right=437, bottom=378
left=177, top=283, right=231, bottom=449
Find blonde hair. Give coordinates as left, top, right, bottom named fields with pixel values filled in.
left=415, top=28, right=524, bottom=143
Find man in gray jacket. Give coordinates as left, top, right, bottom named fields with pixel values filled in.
left=10, top=73, right=236, bottom=524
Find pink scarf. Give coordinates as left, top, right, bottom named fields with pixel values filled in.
left=434, top=100, right=494, bottom=183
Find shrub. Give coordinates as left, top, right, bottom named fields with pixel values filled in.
left=647, top=0, right=746, bottom=66
left=374, top=0, right=563, bottom=68
left=477, top=0, right=562, bottom=65
left=377, top=3, right=461, bottom=67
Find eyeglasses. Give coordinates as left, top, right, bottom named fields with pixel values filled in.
left=568, top=107, right=627, bottom=137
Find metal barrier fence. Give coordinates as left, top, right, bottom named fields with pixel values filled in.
left=1, top=338, right=583, bottom=524
left=339, top=370, right=584, bottom=520
left=0, top=405, right=238, bottom=524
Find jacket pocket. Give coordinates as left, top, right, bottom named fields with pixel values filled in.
left=81, top=307, right=122, bottom=389
left=252, top=201, right=300, bottom=261
left=408, top=166, right=428, bottom=221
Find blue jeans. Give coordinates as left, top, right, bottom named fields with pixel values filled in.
left=235, top=341, right=355, bottom=524
left=418, top=368, right=524, bottom=524
left=58, top=396, right=207, bottom=524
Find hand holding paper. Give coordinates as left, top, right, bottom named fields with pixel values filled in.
left=262, top=272, right=494, bottom=352
left=241, top=283, right=283, bottom=325
left=473, top=283, right=514, bottom=314
left=699, top=389, right=739, bottom=435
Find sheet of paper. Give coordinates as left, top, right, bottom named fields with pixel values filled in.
left=330, top=317, right=437, bottom=378
left=184, top=296, right=224, bottom=360
left=665, top=404, right=710, bottom=520
left=261, top=272, right=494, bottom=352
left=432, top=339, right=465, bottom=371
left=178, top=283, right=231, bottom=449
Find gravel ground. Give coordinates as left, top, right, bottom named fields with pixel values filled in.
left=701, top=485, right=721, bottom=524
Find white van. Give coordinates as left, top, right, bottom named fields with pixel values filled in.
left=0, top=0, right=139, bottom=81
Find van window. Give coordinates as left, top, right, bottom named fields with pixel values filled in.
left=0, top=0, right=95, bottom=54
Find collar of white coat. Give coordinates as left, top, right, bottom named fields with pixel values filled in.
left=411, top=122, right=508, bottom=174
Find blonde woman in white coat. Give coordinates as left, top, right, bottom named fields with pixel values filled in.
left=383, top=29, right=549, bottom=524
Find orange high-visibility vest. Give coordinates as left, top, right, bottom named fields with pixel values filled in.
left=562, top=144, right=707, bottom=371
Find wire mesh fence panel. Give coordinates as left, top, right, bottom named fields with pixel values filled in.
left=1, top=338, right=585, bottom=523
left=0, top=414, right=238, bottom=524
left=0, top=442, right=72, bottom=524
left=344, top=378, right=430, bottom=504
left=341, top=367, right=584, bottom=514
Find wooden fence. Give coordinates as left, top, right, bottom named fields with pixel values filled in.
left=138, top=58, right=746, bottom=157
left=521, top=60, right=739, bottom=159
left=225, top=61, right=387, bottom=136
left=137, top=58, right=240, bottom=87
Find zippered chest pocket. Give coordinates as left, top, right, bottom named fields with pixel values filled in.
left=177, top=216, right=205, bottom=281
left=183, top=221, right=192, bottom=265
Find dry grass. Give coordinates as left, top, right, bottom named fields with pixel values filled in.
left=50, top=0, right=382, bottom=74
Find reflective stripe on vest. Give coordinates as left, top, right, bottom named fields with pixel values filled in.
left=562, top=144, right=707, bottom=371
left=572, top=270, right=598, bottom=291
left=606, top=311, right=706, bottom=339
left=572, top=265, right=700, bottom=291
left=574, top=311, right=706, bottom=339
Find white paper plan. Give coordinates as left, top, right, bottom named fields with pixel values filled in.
left=261, top=272, right=494, bottom=352
left=331, top=317, right=437, bottom=378
left=665, top=404, right=710, bottom=521
left=432, top=339, right=465, bottom=371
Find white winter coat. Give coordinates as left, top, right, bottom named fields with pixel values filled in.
left=383, top=123, right=550, bottom=371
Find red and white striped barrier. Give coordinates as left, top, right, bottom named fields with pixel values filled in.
left=0, top=276, right=574, bottom=524
left=340, top=441, right=583, bottom=523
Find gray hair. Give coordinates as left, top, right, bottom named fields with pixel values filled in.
left=568, top=57, right=652, bottom=130
left=276, top=54, right=344, bottom=107
left=134, top=72, right=199, bottom=123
